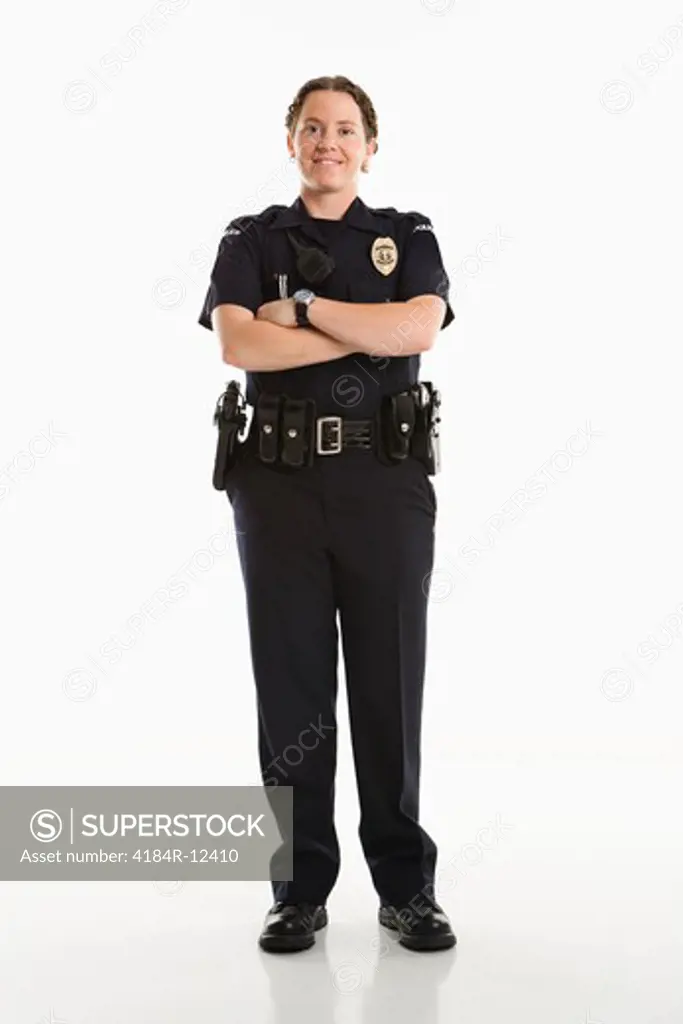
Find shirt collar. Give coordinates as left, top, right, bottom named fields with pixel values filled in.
left=268, top=194, right=381, bottom=235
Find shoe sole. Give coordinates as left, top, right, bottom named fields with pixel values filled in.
left=258, top=907, right=328, bottom=953
left=379, top=909, right=457, bottom=952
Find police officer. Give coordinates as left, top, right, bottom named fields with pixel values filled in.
left=199, top=76, right=456, bottom=953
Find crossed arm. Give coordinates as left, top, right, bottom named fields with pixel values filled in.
left=212, top=294, right=447, bottom=372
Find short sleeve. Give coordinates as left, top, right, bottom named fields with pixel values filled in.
left=198, top=218, right=264, bottom=330
left=397, top=214, right=454, bottom=330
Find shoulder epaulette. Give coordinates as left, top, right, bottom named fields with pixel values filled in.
left=221, top=205, right=288, bottom=236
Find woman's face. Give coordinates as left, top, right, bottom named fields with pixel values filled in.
left=288, top=90, right=376, bottom=193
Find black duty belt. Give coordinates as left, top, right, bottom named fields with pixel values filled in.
left=317, top=417, right=374, bottom=453
left=212, top=382, right=441, bottom=488
left=245, top=395, right=374, bottom=466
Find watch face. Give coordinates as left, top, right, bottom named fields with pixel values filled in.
left=294, top=289, right=314, bottom=303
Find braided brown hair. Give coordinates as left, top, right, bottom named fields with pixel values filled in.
left=285, top=76, right=379, bottom=154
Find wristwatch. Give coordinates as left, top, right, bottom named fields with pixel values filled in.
left=293, top=288, right=316, bottom=327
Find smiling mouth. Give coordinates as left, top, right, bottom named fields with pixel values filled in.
left=313, top=158, right=343, bottom=165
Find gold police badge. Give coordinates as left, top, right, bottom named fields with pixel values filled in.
left=371, top=236, right=398, bottom=276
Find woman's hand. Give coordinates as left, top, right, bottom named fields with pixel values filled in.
left=256, top=299, right=297, bottom=328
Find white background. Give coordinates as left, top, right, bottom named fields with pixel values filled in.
left=1, top=0, right=682, bottom=1020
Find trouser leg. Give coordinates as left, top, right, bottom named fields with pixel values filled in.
left=326, top=454, right=438, bottom=907
left=228, top=460, right=340, bottom=904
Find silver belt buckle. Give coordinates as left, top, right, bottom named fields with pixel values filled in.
left=316, top=416, right=343, bottom=454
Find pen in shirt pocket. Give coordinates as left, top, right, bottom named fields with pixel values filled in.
left=277, top=274, right=289, bottom=299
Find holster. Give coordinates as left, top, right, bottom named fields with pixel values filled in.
left=212, top=380, right=247, bottom=490
left=409, top=382, right=442, bottom=475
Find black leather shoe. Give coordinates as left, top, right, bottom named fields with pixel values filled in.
left=258, top=901, right=328, bottom=953
left=378, top=895, right=456, bottom=951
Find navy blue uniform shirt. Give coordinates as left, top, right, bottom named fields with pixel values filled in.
left=198, top=195, right=454, bottom=417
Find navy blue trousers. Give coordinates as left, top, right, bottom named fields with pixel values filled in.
left=226, top=446, right=438, bottom=907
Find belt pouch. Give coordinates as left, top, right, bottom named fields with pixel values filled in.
left=256, top=393, right=282, bottom=463
left=378, top=392, right=416, bottom=462
left=281, top=397, right=316, bottom=467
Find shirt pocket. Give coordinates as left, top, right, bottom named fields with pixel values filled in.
left=347, top=263, right=399, bottom=304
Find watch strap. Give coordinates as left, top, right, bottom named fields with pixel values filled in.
left=295, top=298, right=309, bottom=328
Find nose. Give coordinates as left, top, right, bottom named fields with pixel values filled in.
left=315, top=128, right=339, bottom=149
left=315, top=144, right=340, bottom=162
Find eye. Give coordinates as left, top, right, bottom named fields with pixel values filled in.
left=303, top=124, right=319, bottom=135
left=339, top=127, right=355, bottom=136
